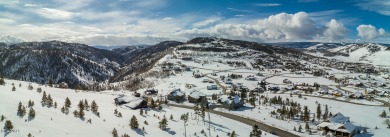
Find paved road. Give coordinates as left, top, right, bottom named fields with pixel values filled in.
left=336, top=86, right=390, bottom=107
left=169, top=104, right=299, bottom=137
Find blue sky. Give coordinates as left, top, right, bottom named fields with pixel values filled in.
left=0, top=0, right=389, bottom=45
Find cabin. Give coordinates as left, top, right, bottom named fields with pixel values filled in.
left=245, top=75, right=257, bottom=81
left=207, top=85, right=218, bottom=90
left=217, top=95, right=244, bottom=110
left=58, top=82, right=69, bottom=89
left=318, top=113, right=360, bottom=137
left=167, top=88, right=186, bottom=102
left=283, top=79, right=292, bottom=84
left=188, top=90, right=207, bottom=103
left=267, top=84, right=280, bottom=91
left=225, top=78, right=233, bottom=84
left=114, top=96, right=148, bottom=109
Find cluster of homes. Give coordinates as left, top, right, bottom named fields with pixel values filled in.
left=114, top=87, right=245, bottom=110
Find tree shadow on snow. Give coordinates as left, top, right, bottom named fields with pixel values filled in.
left=235, top=106, right=255, bottom=111
left=206, top=121, right=230, bottom=130
left=164, top=128, right=176, bottom=135
left=133, top=128, right=145, bottom=136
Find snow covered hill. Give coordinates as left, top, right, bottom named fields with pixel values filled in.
left=306, top=43, right=390, bottom=66
left=0, top=79, right=266, bottom=137
left=0, top=41, right=183, bottom=88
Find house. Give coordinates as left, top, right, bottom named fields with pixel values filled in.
left=144, top=89, right=158, bottom=95
left=114, top=95, right=148, bottom=109
left=207, top=85, right=218, bottom=90
left=318, top=113, right=361, bottom=137
left=225, top=78, right=233, bottom=84
left=167, top=88, right=186, bottom=102
left=217, top=95, right=244, bottom=110
left=267, top=84, right=280, bottom=91
left=188, top=90, right=207, bottom=103
left=283, top=79, right=292, bottom=84
left=245, top=75, right=257, bottom=81
left=349, top=91, right=363, bottom=99
left=58, top=82, right=69, bottom=89
left=202, top=79, right=209, bottom=83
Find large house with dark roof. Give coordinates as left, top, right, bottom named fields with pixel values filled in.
left=317, top=112, right=361, bottom=137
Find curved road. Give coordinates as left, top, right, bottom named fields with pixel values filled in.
left=169, top=104, right=299, bottom=137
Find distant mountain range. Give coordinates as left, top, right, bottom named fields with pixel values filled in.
left=0, top=35, right=24, bottom=45
left=1, top=36, right=389, bottom=89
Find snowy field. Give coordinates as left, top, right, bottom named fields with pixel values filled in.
left=0, top=79, right=273, bottom=137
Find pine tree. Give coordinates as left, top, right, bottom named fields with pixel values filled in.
left=122, top=134, right=130, bottom=137
left=54, top=102, right=57, bottom=108
left=117, top=112, right=122, bottom=117
left=250, top=124, right=262, bottom=137
left=73, top=110, right=79, bottom=117
left=17, top=102, right=26, bottom=117
left=159, top=115, right=168, bottom=130
left=79, top=108, right=85, bottom=119
left=316, top=104, right=321, bottom=121
left=112, top=128, right=118, bottom=137
left=28, top=107, right=36, bottom=120
left=323, top=104, right=328, bottom=120
left=114, top=109, right=118, bottom=115
left=78, top=100, right=85, bottom=111
left=303, top=106, right=309, bottom=122
left=37, top=87, right=42, bottom=93
left=0, top=76, right=4, bottom=85
left=230, top=131, right=236, bottom=137
left=65, top=97, right=71, bottom=108
left=91, top=100, right=98, bottom=114
left=48, top=79, right=53, bottom=87
left=12, top=86, right=15, bottom=91
left=170, top=114, right=173, bottom=120
left=47, top=94, right=53, bottom=107
left=28, top=133, right=33, bottom=137
left=28, top=100, right=34, bottom=108
left=41, top=91, right=47, bottom=105
left=140, top=109, right=143, bottom=115
left=380, top=110, right=387, bottom=118
left=4, top=120, right=13, bottom=132
left=0, top=115, right=4, bottom=122
left=84, top=99, right=89, bottom=111
left=130, top=115, right=139, bottom=129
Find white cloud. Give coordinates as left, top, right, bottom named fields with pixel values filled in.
left=162, top=17, right=173, bottom=21
left=193, top=16, right=223, bottom=28
left=298, top=0, right=319, bottom=3
left=54, top=0, right=94, bottom=11
left=357, top=24, right=388, bottom=39
left=255, top=3, right=281, bottom=7
left=354, top=0, right=390, bottom=16
left=177, top=12, right=351, bottom=42
left=0, top=18, right=15, bottom=24
left=36, top=8, right=75, bottom=20
left=323, top=19, right=349, bottom=40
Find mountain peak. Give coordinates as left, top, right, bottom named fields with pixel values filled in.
left=0, top=35, right=24, bottom=45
